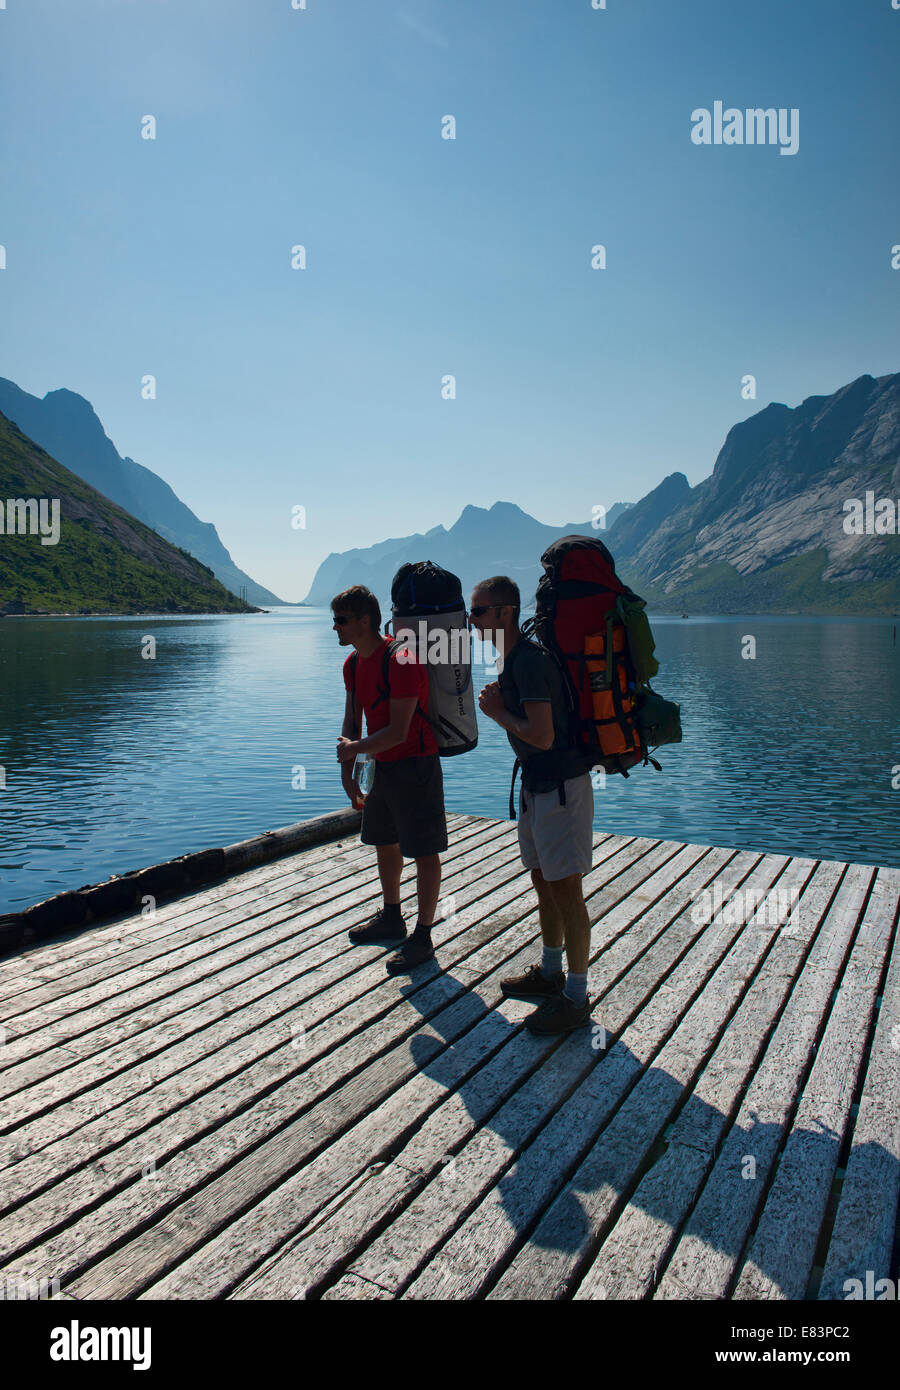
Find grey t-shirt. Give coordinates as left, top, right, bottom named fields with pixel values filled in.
left=497, top=638, right=586, bottom=791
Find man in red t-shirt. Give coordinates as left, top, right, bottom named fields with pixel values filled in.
left=333, top=584, right=448, bottom=973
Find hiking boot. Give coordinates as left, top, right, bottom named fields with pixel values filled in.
left=500, top=963, right=565, bottom=1001
left=524, top=993, right=592, bottom=1035
left=348, top=908, right=407, bottom=944
left=385, top=933, right=436, bottom=974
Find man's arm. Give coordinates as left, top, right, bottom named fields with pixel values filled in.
left=480, top=686, right=554, bottom=749
left=337, top=696, right=418, bottom=761
left=361, top=696, right=417, bottom=754
left=341, top=689, right=358, bottom=740
left=339, top=690, right=362, bottom=803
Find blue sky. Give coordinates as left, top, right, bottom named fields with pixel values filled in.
left=1, top=0, right=898, bottom=601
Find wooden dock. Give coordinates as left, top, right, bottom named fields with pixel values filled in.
left=0, top=812, right=897, bottom=1302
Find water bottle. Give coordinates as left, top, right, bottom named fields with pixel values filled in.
left=354, top=754, right=375, bottom=797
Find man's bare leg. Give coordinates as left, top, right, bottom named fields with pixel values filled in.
left=546, top=872, right=591, bottom=974
left=376, top=842, right=403, bottom=906
left=414, top=853, right=441, bottom=927
left=531, top=866, right=565, bottom=949
left=383, top=853, right=441, bottom=973
left=349, top=841, right=405, bottom=943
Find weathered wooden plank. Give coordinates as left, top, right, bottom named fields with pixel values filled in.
left=0, top=816, right=501, bottom=1028
left=0, top=825, right=617, bottom=1109
left=406, top=857, right=818, bottom=1300
left=4, top=812, right=480, bottom=984
left=3, top=812, right=889, bottom=1307
left=482, top=853, right=808, bottom=1305
left=228, top=843, right=723, bottom=1299
left=817, top=870, right=900, bottom=1299
left=321, top=1273, right=391, bottom=1300
left=460, top=840, right=715, bottom=995
left=35, top=979, right=537, bottom=1297
left=0, top=837, right=641, bottom=1263
left=0, top=831, right=382, bottom=999
left=0, top=832, right=533, bottom=1163
left=586, top=855, right=768, bottom=1039
left=0, top=819, right=514, bottom=1076
left=142, top=843, right=711, bottom=1299
left=0, top=816, right=395, bottom=997
left=0, top=920, right=538, bottom=1273
left=653, top=862, right=879, bottom=1301
left=14, top=809, right=365, bottom=957
left=0, top=843, right=523, bottom=1125
left=0, top=809, right=466, bottom=980
left=0, top=838, right=686, bottom=1236
left=0, top=841, right=554, bottom=1201
left=142, top=992, right=543, bottom=1300
left=732, top=869, right=897, bottom=1300
left=6, top=837, right=665, bottom=1293
left=572, top=860, right=859, bottom=1300
left=333, top=851, right=780, bottom=1298
left=0, top=825, right=524, bottom=1098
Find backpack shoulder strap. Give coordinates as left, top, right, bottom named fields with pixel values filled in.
left=379, top=640, right=394, bottom=698
left=373, top=639, right=439, bottom=753
left=371, top=638, right=403, bottom=708
left=509, top=758, right=521, bottom=820
left=347, top=650, right=361, bottom=737
left=526, top=633, right=582, bottom=755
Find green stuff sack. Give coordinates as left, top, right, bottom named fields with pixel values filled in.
left=616, top=594, right=659, bottom=685
left=634, top=686, right=682, bottom=749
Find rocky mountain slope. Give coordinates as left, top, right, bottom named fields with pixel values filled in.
left=615, top=373, right=900, bottom=613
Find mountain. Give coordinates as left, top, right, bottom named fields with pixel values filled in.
left=0, top=410, right=259, bottom=615
left=614, top=373, right=900, bottom=613
left=302, top=373, right=900, bottom=615
left=0, top=379, right=284, bottom=606
left=303, top=500, right=633, bottom=607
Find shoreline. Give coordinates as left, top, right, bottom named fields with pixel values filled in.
left=2, top=608, right=897, bottom=621
left=0, top=607, right=264, bottom=618
left=0, top=807, right=362, bottom=954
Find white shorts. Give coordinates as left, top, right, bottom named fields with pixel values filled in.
left=517, top=772, right=594, bottom=881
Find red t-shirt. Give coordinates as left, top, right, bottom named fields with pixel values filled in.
left=343, top=637, right=438, bottom=761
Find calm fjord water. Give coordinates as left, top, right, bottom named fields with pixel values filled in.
left=1, top=607, right=898, bottom=911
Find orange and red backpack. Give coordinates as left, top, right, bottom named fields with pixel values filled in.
left=524, top=534, right=680, bottom=778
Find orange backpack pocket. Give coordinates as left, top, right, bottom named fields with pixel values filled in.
left=583, top=628, right=641, bottom=757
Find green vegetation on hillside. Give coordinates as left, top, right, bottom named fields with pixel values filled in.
left=633, top=545, right=900, bottom=616
left=0, top=413, right=255, bottom=615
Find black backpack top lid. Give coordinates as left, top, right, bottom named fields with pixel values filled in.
left=391, top=560, right=464, bottom=613
left=539, top=534, right=624, bottom=585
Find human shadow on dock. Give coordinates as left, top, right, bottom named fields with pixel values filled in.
left=397, top=963, right=895, bottom=1300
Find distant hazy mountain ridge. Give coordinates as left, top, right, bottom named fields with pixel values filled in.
left=303, top=500, right=633, bottom=608
left=303, top=372, right=900, bottom=615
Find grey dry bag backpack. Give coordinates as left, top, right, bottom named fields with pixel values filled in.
left=388, top=560, right=478, bottom=756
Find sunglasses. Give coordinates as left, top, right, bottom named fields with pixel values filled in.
left=468, top=604, right=502, bottom=618
left=333, top=615, right=351, bottom=626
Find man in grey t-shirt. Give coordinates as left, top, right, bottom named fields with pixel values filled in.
left=471, top=575, right=594, bottom=1035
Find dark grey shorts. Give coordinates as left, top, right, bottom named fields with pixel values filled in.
left=361, top=754, right=448, bottom=859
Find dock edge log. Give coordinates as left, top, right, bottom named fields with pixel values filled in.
left=0, top=808, right=363, bottom=958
